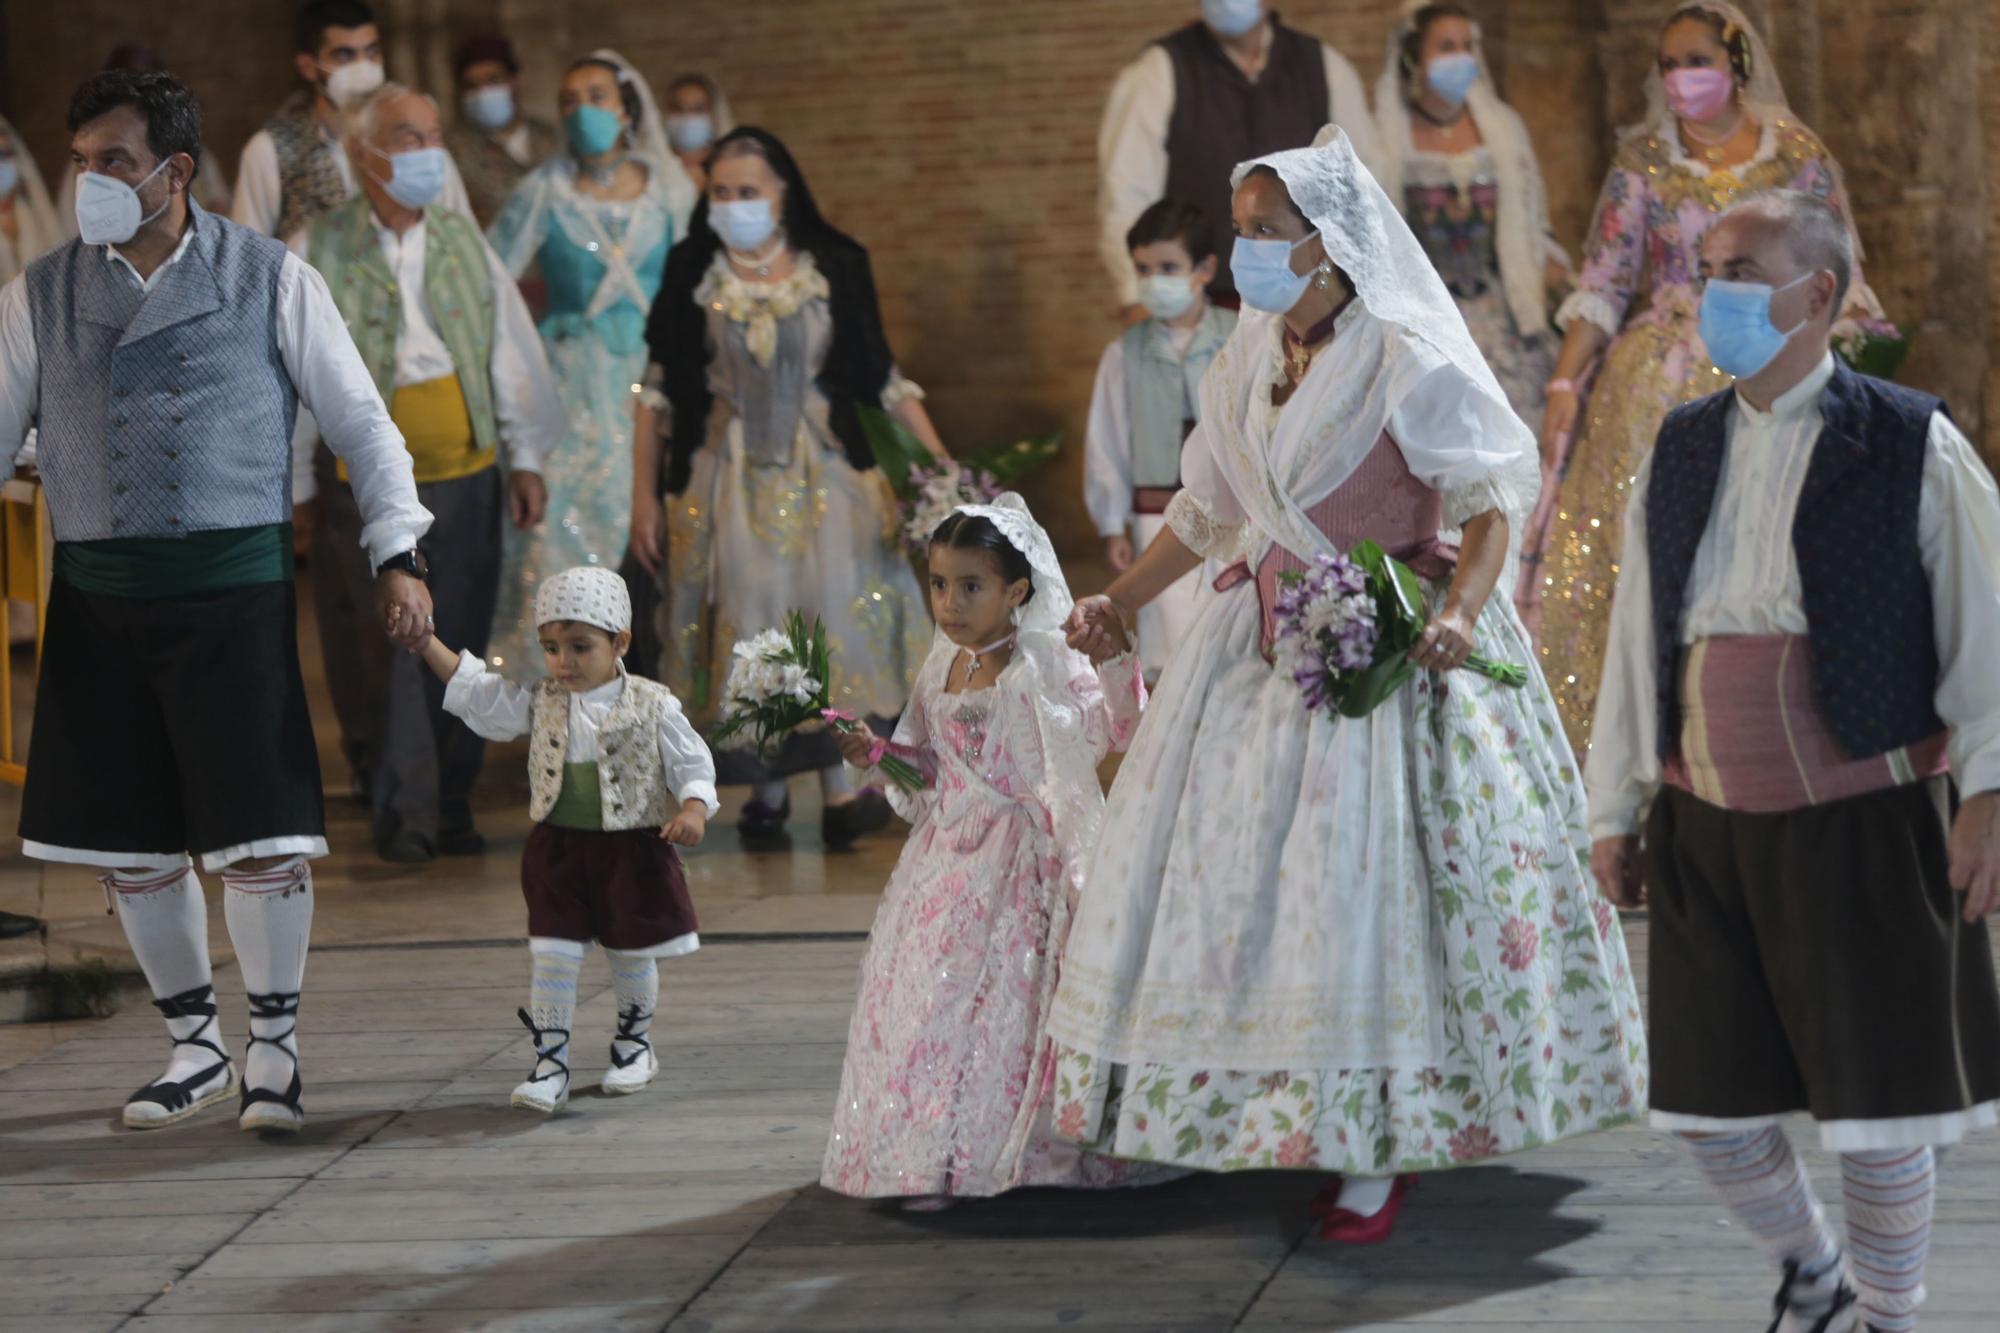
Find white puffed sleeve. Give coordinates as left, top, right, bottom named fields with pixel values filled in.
left=441, top=651, right=536, bottom=742
left=655, top=691, right=721, bottom=817
left=1387, top=364, right=1542, bottom=531
left=1165, top=418, right=1248, bottom=559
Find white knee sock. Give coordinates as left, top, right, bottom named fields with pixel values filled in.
left=1841, top=1147, right=1934, bottom=1332
left=818, top=765, right=854, bottom=802
left=222, top=858, right=313, bottom=1097
left=604, top=949, right=658, bottom=1058
left=108, top=864, right=223, bottom=1082
left=1681, top=1128, right=1845, bottom=1318
left=525, top=938, right=585, bottom=1072
left=753, top=780, right=789, bottom=809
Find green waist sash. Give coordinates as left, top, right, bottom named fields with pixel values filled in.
left=55, top=523, right=293, bottom=599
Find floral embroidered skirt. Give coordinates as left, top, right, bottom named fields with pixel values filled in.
left=1047, top=581, right=1648, bottom=1175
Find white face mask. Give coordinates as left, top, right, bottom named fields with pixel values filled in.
left=322, top=59, right=385, bottom=109
left=666, top=113, right=714, bottom=154
left=74, top=157, right=174, bottom=247
left=1139, top=273, right=1200, bottom=322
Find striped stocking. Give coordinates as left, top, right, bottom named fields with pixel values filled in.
left=1680, top=1128, right=1847, bottom=1326
left=1841, top=1147, right=1934, bottom=1332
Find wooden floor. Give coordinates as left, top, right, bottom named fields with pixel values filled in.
left=1, top=929, right=1997, bottom=1332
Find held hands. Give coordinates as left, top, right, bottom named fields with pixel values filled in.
left=1409, top=605, right=1477, bottom=672
left=376, top=571, right=434, bottom=652
left=1105, top=534, right=1134, bottom=572
left=1591, top=834, right=1646, bottom=910
left=1948, top=791, right=2000, bottom=923
left=662, top=801, right=708, bottom=847
left=835, top=720, right=880, bottom=769
left=508, top=471, right=549, bottom=531
left=1066, top=595, right=1133, bottom=665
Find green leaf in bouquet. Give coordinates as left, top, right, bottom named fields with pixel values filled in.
left=968, top=430, right=1063, bottom=487
left=857, top=405, right=933, bottom=501
left=1339, top=653, right=1416, bottom=719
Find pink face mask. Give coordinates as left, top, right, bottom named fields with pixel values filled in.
left=1664, top=66, right=1735, bottom=121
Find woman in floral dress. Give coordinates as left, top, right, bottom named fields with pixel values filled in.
left=1051, top=126, right=1646, bottom=1239
left=1531, top=3, right=1880, bottom=752
left=635, top=127, right=942, bottom=848
left=1373, top=1, right=1570, bottom=618
left=487, top=50, right=678, bottom=679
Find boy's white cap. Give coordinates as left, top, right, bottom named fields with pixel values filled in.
left=534, top=566, right=631, bottom=636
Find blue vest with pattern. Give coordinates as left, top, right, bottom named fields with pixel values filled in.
left=24, top=203, right=297, bottom=544
left=1645, top=361, right=1945, bottom=761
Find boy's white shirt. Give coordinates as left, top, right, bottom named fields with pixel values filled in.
left=1084, top=318, right=1205, bottom=539
left=443, top=650, right=721, bottom=816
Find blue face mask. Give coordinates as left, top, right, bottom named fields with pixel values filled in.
left=1202, top=0, right=1264, bottom=39
left=1425, top=52, right=1481, bottom=106
left=564, top=104, right=623, bottom=158
left=712, top=198, right=778, bottom=253
left=369, top=145, right=448, bottom=210
left=462, top=85, right=516, bottom=132
left=1230, top=232, right=1317, bottom=315
left=1698, top=272, right=1814, bottom=379
left=666, top=113, right=714, bottom=154
left=0, top=159, right=18, bottom=198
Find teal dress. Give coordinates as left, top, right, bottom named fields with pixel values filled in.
left=486, top=156, right=675, bottom=678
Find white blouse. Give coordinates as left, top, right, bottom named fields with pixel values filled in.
left=443, top=652, right=721, bottom=816
left=1587, top=354, right=2000, bottom=838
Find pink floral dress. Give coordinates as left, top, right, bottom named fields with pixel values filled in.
left=821, top=653, right=1152, bottom=1199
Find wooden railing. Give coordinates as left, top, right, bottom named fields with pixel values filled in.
left=0, top=478, right=50, bottom=787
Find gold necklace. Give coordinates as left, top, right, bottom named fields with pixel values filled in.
left=1680, top=112, right=1745, bottom=165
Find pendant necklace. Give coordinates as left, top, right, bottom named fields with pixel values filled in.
left=1681, top=111, right=1744, bottom=165
left=584, top=154, right=628, bottom=190
left=1282, top=293, right=1352, bottom=383
left=728, top=236, right=786, bottom=280
left=963, top=633, right=1015, bottom=684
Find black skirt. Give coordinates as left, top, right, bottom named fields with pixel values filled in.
left=20, top=577, right=324, bottom=861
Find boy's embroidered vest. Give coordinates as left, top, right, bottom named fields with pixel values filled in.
left=308, top=195, right=501, bottom=458
left=527, top=674, right=676, bottom=831
left=265, top=92, right=351, bottom=241
left=1121, top=304, right=1235, bottom=490
left=1646, top=362, right=1946, bottom=762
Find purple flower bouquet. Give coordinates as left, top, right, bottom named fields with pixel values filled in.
left=1271, top=542, right=1527, bottom=719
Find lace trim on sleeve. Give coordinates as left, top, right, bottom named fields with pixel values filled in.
left=1442, top=475, right=1517, bottom=533
left=1555, top=289, right=1622, bottom=337
left=880, top=369, right=926, bottom=409
left=1165, top=488, right=1241, bottom=561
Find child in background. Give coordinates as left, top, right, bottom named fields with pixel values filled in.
left=821, top=495, right=1154, bottom=1209
left=419, top=566, right=719, bottom=1113
left=1083, top=198, right=1237, bottom=683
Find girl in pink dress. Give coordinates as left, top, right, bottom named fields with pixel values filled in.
left=820, top=495, right=1150, bottom=1208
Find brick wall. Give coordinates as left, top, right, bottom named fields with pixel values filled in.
left=2, top=1, right=1993, bottom=550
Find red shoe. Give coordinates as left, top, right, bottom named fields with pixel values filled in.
left=1316, top=1173, right=1418, bottom=1245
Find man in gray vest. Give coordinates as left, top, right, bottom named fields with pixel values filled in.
left=294, top=82, right=562, bottom=864
left=0, top=70, right=435, bottom=1135
left=1097, top=0, right=1379, bottom=321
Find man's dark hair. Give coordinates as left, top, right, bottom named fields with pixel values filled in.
left=297, top=1, right=377, bottom=56
left=1127, top=198, right=1215, bottom=264
left=67, top=70, right=203, bottom=180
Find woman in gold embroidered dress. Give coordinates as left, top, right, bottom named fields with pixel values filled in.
left=1527, top=2, right=1880, bottom=753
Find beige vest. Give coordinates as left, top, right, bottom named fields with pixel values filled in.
left=527, top=675, right=675, bottom=831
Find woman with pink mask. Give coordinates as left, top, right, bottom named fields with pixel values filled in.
left=1525, top=2, right=1880, bottom=755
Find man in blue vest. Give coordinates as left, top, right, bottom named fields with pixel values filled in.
left=1588, top=189, right=2000, bottom=1333
left=0, top=70, right=434, bottom=1135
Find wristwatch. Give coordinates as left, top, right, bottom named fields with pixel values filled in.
left=379, top=548, right=429, bottom=581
